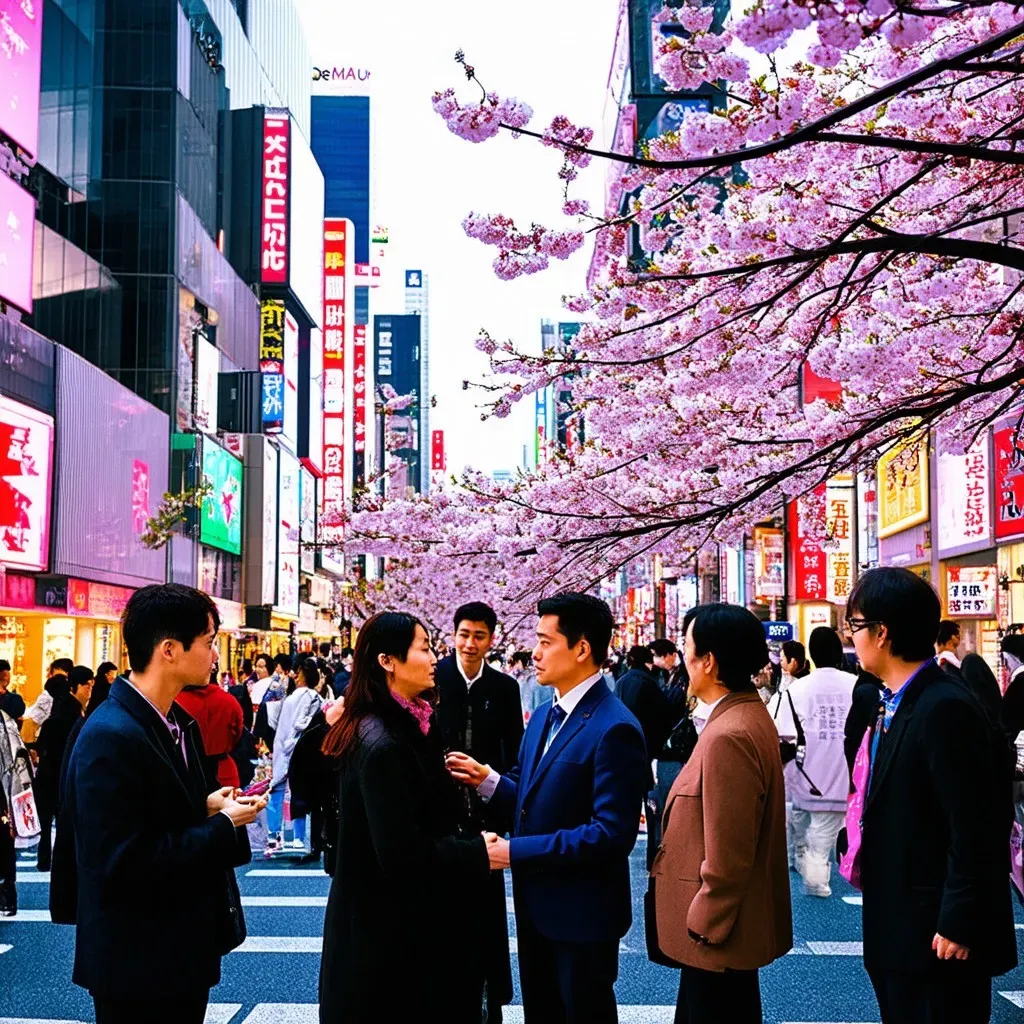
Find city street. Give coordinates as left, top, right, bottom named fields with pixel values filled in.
left=5, top=838, right=1024, bottom=1023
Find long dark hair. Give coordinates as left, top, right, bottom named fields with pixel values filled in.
left=321, top=611, right=427, bottom=761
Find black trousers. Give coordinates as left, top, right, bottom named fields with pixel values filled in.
left=673, top=963, right=762, bottom=1024
left=94, top=990, right=209, bottom=1024
left=35, top=796, right=54, bottom=871
left=517, top=914, right=619, bottom=1024
left=867, top=963, right=992, bottom=1024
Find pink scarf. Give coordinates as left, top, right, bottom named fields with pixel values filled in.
left=391, top=691, right=433, bottom=736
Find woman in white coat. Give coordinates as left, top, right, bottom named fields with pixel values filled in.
left=267, top=658, right=324, bottom=853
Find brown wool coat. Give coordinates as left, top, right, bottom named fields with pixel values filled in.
left=651, top=689, right=793, bottom=971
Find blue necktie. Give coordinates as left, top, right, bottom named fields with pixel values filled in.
left=539, top=703, right=567, bottom=760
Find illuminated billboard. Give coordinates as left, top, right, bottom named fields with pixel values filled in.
left=260, top=112, right=290, bottom=284
left=0, top=0, right=43, bottom=158
left=0, top=174, right=35, bottom=313
left=200, top=439, right=244, bottom=556
left=0, top=395, right=53, bottom=572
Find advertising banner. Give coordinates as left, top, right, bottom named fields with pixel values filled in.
left=277, top=450, right=300, bottom=615
left=824, top=480, right=854, bottom=604
left=947, top=565, right=997, bottom=618
left=994, top=417, right=1024, bottom=540
left=299, top=468, right=315, bottom=575
left=937, top=438, right=991, bottom=553
left=0, top=174, right=35, bottom=313
left=194, top=337, right=220, bottom=434
left=877, top=435, right=929, bottom=539
left=0, top=396, right=52, bottom=572
left=353, top=325, right=367, bottom=456
left=200, top=439, right=243, bottom=556
left=789, top=490, right=826, bottom=603
left=284, top=310, right=299, bottom=447
left=260, top=111, right=290, bottom=284
left=322, top=218, right=351, bottom=546
left=0, top=0, right=43, bottom=158
left=260, top=299, right=286, bottom=434
left=753, top=526, right=784, bottom=601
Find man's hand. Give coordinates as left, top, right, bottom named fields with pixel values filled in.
left=482, top=832, right=510, bottom=870
left=933, top=933, right=970, bottom=961
left=446, top=752, right=490, bottom=788
left=206, top=787, right=236, bottom=817
left=220, top=794, right=268, bottom=828
left=325, top=697, right=345, bottom=727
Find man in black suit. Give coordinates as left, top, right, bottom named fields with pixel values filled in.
left=847, top=568, right=1016, bottom=1024
left=435, top=601, right=524, bottom=1024
left=56, top=584, right=267, bottom=1024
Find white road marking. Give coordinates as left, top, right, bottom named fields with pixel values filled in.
left=0, top=945, right=11, bottom=955
left=236, top=1008, right=677, bottom=1024
left=842, top=896, right=863, bottom=906
left=9, top=873, right=49, bottom=884
left=233, top=937, right=324, bottom=953
left=205, top=1006, right=243, bottom=1024
left=0, top=911, right=50, bottom=922
left=241, top=896, right=327, bottom=907
left=245, top=869, right=327, bottom=877
left=1000, top=991, right=1024, bottom=1008
left=0, top=1018, right=89, bottom=1024
left=805, top=941, right=864, bottom=956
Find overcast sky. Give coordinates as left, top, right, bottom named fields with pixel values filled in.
left=296, top=0, right=621, bottom=475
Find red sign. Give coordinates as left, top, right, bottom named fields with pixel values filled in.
left=789, top=489, right=827, bottom=602
left=2, top=572, right=39, bottom=610
left=321, top=219, right=348, bottom=541
left=353, top=324, right=367, bottom=454
left=0, top=396, right=53, bottom=572
left=260, top=112, right=290, bottom=284
left=802, top=365, right=843, bottom=407
left=67, top=579, right=134, bottom=619
left=431, top=430, right=446, bottom=471
left=994, top=417, right=1024, bottom=540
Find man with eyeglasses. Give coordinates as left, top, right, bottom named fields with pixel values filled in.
left=845, top=567, right=1015, bottom=1024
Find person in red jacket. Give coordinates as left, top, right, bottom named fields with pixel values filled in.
left=176, top=673, right=244, bottom=788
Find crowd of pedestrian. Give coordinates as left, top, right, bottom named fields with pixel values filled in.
left=0, top=567, right=1020, bottom=1023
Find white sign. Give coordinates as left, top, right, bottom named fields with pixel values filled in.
left=276, top=450, right=300, bottom=615
left=825, top=481, right=855, bottom=605
left=194, top=337, right=220, bottom=434
left=947, top=565, right=997, bottom=618
left=937, top=440, right=991, bottom=553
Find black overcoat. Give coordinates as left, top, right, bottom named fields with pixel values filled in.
left=54, top=678, right=251, bottom=999
left=860, top=660, right=1016, bottom=977
left=319, top=706, right=490, bottom=1024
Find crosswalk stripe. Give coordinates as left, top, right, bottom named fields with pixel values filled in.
left=1000, top=991, right=1024, bottom=1008
left=805, top=941, right=863, bottom=956
left=234, top=937, right=323, bottom=953
left=234, top=1007, right=677, bottom=1024
left=0, top=945, right=11, bottom=955
left=204, top=1005, right=243, bottom=1024
left=0, top=1018, right=89, bottom=1024
left=241, top=897, right=327, bottom=907
left=245, top=869, right=327, bottom=878
left=9, top=873, right=49, bottom=884
left=0, top=911, right=50, bottom=922
left=842, top=896, right=863, bottom=905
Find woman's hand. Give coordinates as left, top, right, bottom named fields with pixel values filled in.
left=445, top=752, right=489, bottom=788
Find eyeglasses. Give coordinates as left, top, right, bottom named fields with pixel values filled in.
left=845, top=617, right=881, bottom=634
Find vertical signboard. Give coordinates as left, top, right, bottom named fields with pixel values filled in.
left=277, top=450, right=300, bottom=614
left=789, top=490, right=826, bottom=603
left=0, top=0, right=43, bottom=159
left=937, top=439, right=992, bottom=553
left=430, top=429, right=446, bottom=489
left=0, top=396, right=53, bottom=572
left=0, top=175, right=36, bottom=313
left=299, top=467, right=316, bottom=575
left=260, top=111, right=291, bottom=284
left=193, top=337, right=220, bottom=434
left=947, top=566, right=998, bottom=618
left=353, top=324, right=367, bottom=487
left=200, top=440, right=244, bottom=556
left=993, top=417, right=1024, bottom=540
left=322, top=219, right=350, bottom=550
left=262, top=442, right=278, bottom=605
left=824, top=479, right=854, bottom=604
left=260, top=299, right=285, bottom=434
left=877, top=435, right=929, bottom=539
left=283, top=310, right=299, bottom=447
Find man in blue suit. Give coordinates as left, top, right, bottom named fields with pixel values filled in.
left=448, top=592, right=647, bottom=1024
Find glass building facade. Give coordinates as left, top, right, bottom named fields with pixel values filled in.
left=26, top=0, right=313, bottom=415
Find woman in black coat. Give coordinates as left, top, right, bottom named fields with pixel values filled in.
left=318, top=612, right=491, bottom=1024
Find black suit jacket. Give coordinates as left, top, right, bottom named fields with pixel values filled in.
left=861, top=660, right=1016, bottom=975
left=434, top=655, right=524, bottom=776
left=55, top=679, right=251, bottom=999
left=614, top=667, right=666, bottom=788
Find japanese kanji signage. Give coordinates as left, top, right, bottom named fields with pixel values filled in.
left=824, top=481, right=854, bottom=604
left=789, top=479, right=854, bottom=604
left=946, top=566, right=997, bottom=618
left=0, top=397, right=53, bottom=572
left=937, top=438, right=992, bottom=553
left=321, top=218, right=350, bottom=544
left=353, top=324, right=367, bottom=456
left=789, top=488, right=827, bottom=603
left=994, top=417, right=1024, bottom=540
left=877, top=435, right=929, bottom=539
left=260, top=112, right=290, bottom=284
left=260, top=298, right=286, bottom=434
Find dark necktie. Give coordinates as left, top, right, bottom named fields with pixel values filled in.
left=535, top=703, right=567, bottom=769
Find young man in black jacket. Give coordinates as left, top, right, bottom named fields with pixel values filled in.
left=847, top=568, right=1015, bottom=1024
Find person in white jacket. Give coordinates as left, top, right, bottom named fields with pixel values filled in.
left=775, top=627, right=855, bottom=897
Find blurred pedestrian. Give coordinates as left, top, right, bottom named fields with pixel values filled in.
left=176, top=670, right=245, bottom=790
left=847, top=568, right=1015, bottom=1024
left=512, top=650, right=552, bottom=723
left=22, top=658, right=74, bottom=748
left=88, top=663, right=118, bottom=717
left=435, top=601, right=523, bottom=1022
left=318, top=612, right=491, bottom=1023
left=775, top=628, right=855, bottom=897
left=935, top=620, right=962, bottom=672
left=57, top=583, right=264, bottom=1024
left=248, top=653, right=274, bottom=706
left=0, top=659, right=25, bottom=723
left=651, top=604, right=791, bottom=1023
left=332, top=647, right=353, bottom=695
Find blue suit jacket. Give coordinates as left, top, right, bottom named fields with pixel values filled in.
left=490, top=678, right=647, bottom=943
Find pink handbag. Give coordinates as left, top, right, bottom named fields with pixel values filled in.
left=1011, top=821, right=1024, bottom=899
left=838, top=725, right=872, bottom=890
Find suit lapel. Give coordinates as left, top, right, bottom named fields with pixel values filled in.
left=524, top=681, right=610, bottom=800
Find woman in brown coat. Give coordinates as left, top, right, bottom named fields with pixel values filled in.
left=652, top=603, right=793, bottom=1023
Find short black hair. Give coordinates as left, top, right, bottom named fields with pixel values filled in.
left=511, top=650, right=532, bottom=668
left=808, top=627, right=845, bottom=670
left=297, top=657, right=320, bottom=691
left=936, top=620, right=961, bottom=646
left=255, top=652, right=272, bottom=670
left=69, top=665, right=95, bottom=691
left=319, top=642, right=332, bottom=657
left=626, top=645, right=653, bottom=669
left=454, top=602, right=498, bottom=636
left=688, top=604, right=769, bottom=692
left=51, top=658, right=74, bottom=676
left=275, top=652, right=293, bottom=673
left=847, top=567, right=940, bottom=662
left=1002, top=633, right=1024, bottom=661
left=121, top=584, right=220, bottom=673
left=536, top=592, right=614, bottom=666
left=0, top=659, right=9, bottom=673
left=650, top=639, right=678, bottom=658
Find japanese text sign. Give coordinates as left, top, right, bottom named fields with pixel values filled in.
left=260, top=298, right=286, bottom=433
left=937, top=438, right=992, bottom=552
left=946, top=566, right=997, bottom=619
left=260, top=112, right=290, bottom=284
left=994, top=418, right=1024, bottom=540
left=877, top=435, right=929, bottom=539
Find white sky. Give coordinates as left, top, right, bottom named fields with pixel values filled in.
left=296, top=0, right=621, bottom=474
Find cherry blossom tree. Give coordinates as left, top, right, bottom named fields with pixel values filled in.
left=349, top=0, right=1024, bottom=617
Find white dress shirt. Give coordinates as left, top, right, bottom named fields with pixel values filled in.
left=456, top=656, right=485, bottom=689
left=479, top=670, right=605, bottom=801
left=691, top=695, right=726, bottom=735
